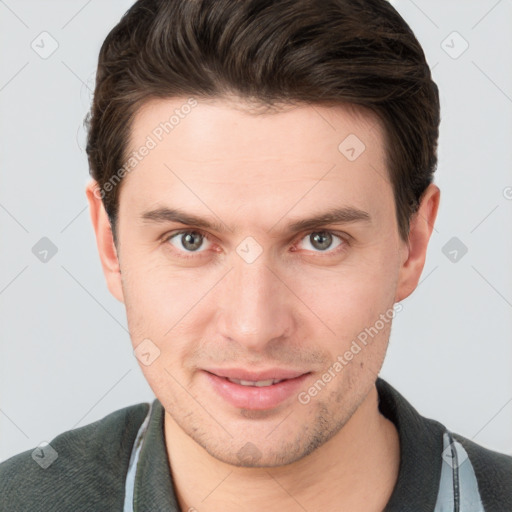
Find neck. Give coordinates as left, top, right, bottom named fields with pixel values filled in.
left=164, top=384, right=400, bottom=512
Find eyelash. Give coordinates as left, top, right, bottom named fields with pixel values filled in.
left=161, top=229, right=350, bottom=260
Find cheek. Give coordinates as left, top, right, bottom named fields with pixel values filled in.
left=121, top=247, right=200, bottom=307
left=121, top=264, right=201, bottom=400
left=293, top=252, right=400, bottom=340
left=120, top=257, right=219, bottom=365
left=120, top=259, right=183, bottom=342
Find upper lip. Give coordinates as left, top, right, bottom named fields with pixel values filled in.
left=203, top=368, right=309, bottom=381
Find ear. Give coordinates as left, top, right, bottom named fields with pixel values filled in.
left=85, top=180, right=124, bottom=303
left=395, top=183, right=440, bottom=302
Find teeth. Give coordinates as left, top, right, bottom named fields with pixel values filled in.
left=227, top=378, right=283, bottom=387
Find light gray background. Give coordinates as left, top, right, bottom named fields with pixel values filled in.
left=1, top=0, right=511, bottom=463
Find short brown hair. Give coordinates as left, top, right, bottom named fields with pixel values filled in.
left=86, top=0, right=440, bottom=241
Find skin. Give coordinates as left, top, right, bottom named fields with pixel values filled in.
left=87, top=96, right=440, bottom=511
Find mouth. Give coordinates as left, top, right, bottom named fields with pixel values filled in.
left=224, top=377, right=286, bottom=387
left=202, top=368, right=311, bottom=410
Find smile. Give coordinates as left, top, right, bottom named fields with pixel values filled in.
left=203, top=369, right=311, bottom=410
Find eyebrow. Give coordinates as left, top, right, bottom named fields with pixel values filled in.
left=141, top=206, right=371, bottom=234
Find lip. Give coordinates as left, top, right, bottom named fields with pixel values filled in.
left=202, top=369, right=311, bottom=410
left=203, top=367, right=307, bottom=382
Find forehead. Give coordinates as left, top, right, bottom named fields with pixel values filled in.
left=129, top=96, right=385, bottom=166
left=119, top=96, right=393, bottom=232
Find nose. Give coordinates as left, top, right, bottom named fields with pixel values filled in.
left=215, top=254, right=293, bottom=353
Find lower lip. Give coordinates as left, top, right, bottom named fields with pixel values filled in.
left=203, top=371, right=310, bottom=410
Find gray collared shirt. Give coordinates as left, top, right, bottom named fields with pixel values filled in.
left=1, top=378, right=511, bottom=511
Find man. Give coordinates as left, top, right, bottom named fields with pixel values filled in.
left=1, top=0, right=510, bottom=510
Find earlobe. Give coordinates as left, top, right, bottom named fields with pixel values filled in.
left=395, top=184, right=440, bottom=303
left=85, top=181, right=125, bottom=303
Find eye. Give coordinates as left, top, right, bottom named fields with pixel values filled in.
left=163, top=229, right=347, bottom=259
left=166, top=230, right=212, bottom=254
left=297, top=231, right=345, bottom=253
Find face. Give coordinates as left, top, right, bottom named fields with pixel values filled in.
left=89, top=96, right=435, bottom=468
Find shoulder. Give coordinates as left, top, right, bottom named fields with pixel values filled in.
left=0, top=402, right=150, bottom=512
left=454, top=433, right=512, bottom=510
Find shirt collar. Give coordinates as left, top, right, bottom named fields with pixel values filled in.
left=377, top=378, right=444, bottom=511
left=132, top=399, right=179, bottom=511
